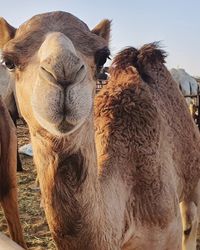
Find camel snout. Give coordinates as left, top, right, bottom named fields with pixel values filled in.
left=39, top=61, right=86, bottom=89
left=38, top=32, right=86, bottom=87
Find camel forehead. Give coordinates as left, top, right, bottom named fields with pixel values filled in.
left=16, top=11, right=90, bottom=36
left=3, top=11, right=108, bottom=63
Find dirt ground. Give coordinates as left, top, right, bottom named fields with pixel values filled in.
left=0, top=119, right=200, bottom=249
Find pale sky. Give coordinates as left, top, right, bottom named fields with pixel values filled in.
left=1, top=0, right=200, bottom=76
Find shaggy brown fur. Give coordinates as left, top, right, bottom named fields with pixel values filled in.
left=110, top=43, right=167, bottom=83
left=0, top=97, right=26, bottom=248
left=95, top=44, right=200, bottom=249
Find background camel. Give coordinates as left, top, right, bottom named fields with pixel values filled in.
left=0, top=64, right=20, bottom=124
left=0, top=97, right=26, bottom=248
left=170, top=68, right=199, bottom=99
left=170, top=68, right=199, bottom=109
left=171, top=68, right=200, bottom=123
left=0, top=64, right=23, bottom=171
left=1, top=11, right=200, bottom=250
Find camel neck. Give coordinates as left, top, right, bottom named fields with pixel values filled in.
left=30, top=123, right=109, bottom=249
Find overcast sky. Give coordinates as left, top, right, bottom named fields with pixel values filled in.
left=1, top=0, right=200, bottom=76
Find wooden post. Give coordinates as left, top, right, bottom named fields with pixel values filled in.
left=0, top=233, right=25, bottom=250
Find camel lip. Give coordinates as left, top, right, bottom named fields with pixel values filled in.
left=56, top=115, right=87, bottom=135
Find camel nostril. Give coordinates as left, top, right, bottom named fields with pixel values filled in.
left=79, top=64, right=85, bottom=72
left=74, top=64, right=86, bottom=83
left=40, top=66, right=73, bottom=87
left=39, top=61, right=86, bottom=87
left=40, top=66, right=57, bottom=83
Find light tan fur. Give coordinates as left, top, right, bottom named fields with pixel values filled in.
left=0, top=11, right=112, bottom=249
left=0, top=11, right=199, bottom=250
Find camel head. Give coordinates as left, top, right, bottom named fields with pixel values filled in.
left=0, top=12, right=111, bottom=136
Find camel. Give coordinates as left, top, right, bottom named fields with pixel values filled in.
left=170, top=68, right=199, bottom=99
left=0, top=97, right=26, bottom=248
left=0, top=64, right=20, bottom=125
left=0, top=11, right=111, bottom=249
left=170, top=68, right=199, bottom=108
left=0, top=11, right=200, bottom=250
left=170, top=68, right=199, bottom=123
left=95, top=45, right=200, bottom=250
left=0, top=64, right=23, bottom=171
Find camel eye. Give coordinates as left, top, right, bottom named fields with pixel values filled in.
left=1, top=58, right=16, bottom=72
left=95, top=47, right=110, bottom=71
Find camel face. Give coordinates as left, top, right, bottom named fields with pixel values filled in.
left=0, top=12, right=110, bottom=135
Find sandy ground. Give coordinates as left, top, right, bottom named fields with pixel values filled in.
left=0, top=119, right=200, bottom=249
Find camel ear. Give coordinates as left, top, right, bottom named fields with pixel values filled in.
left=91, top=19, right=111, bottom=45
left=0, top=17, right=16, bottom=49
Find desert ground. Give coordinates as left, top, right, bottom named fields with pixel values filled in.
left=0, top=119, right=200, bottom=249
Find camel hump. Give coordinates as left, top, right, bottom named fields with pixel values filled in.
left=137, top=42, right=167, bottom=66
left=136, top=42, right=167, bottom=82
left=111, top=47, right=139, bottom=71
left=110, top=42, right=167, bottom=83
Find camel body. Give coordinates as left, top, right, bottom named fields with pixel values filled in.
left=0, top=97, right=26, bottom=248
left=0, top=64, right=23, bottom=171
left=95, top=46, right=200, bottom=249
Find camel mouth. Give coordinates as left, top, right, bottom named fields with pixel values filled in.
left=56, top=113, right=88, bottom=134
left=57, top=119, right=75, bottom=134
